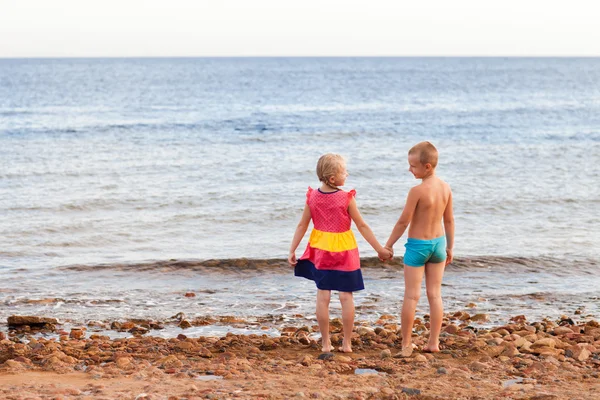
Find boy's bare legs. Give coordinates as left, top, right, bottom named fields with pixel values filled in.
left=316, top=289, right=332, bottom=352
left=424, top=261, right=445, bottom=352
left=338, top=291, right=354, bottom=353
left=400, top=265, right=425, bottom=356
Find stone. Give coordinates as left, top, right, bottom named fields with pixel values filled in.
left=7, top=315, right=59, bottom=326
left=565, top=345, right=591, bottom=361
left=317, top=352, right=334, bottom=361
left=401, top=388, right=421, bottom=396
left=444, top=324, right=459, bottom=334
left=413, top=354, right=427, bottom=363
left=69, top=328, right=86, bottom=339
left=471, top=313, right=489, bottom=322
left=468, top=361, right=487, bottom=372
left=552, top=326, right=573, bottom=335
left=380, top=349, right=392, bottom=359
left=532, top=338, right=556, bottom=348
left=178, top=320, right=192, bottom=329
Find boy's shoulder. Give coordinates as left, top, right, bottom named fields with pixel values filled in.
left=411, top=177, right=451, bottom=193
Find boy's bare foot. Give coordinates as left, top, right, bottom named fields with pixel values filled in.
left=394, top=345, right=414, bottom=358
left=423, top=344, right=440, bottom=353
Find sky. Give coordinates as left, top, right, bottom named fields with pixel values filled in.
left=1, top=0, right=599, bottom=57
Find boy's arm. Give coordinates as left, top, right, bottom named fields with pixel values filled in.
left=385, top=187, right=419, bottom=249
left=443, top=189, right=454, bottom=265
left=348, top=198, right=388, bottom=259
left=288, top=204, right=312, bottom=265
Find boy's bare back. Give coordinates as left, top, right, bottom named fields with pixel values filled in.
left=408, top=176, right=452, bottom=240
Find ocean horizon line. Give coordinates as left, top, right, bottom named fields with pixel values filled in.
left=2, top=55, right=600, bottom=60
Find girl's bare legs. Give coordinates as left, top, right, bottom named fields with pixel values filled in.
left=424, top=261, right=445, bottom=352
left=316, top=289, right=332, bottom=352
left=400, top=265, right=425, bottom=356
left=338, top=291, right=354, bottom=352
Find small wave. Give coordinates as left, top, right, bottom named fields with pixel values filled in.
left=57, top=255, right=598, bottom=275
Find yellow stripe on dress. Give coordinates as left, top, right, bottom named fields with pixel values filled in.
left=308, top=229, right=358, bottom=253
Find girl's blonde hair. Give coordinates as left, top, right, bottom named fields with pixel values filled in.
left=316, top=153, right=345, bottom=189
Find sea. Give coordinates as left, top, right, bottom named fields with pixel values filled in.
left=1, top=57, right=599, bottom=337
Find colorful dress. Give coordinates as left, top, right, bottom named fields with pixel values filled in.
left=294, top=187, right=364, bottom=292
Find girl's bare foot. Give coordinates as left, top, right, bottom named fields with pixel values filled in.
left=338, top=342, right=352, bottom=353
left=322, top=342, right=333, bottom=353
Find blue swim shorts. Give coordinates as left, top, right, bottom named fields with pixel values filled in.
left=403, top=236, right=447, bottom=267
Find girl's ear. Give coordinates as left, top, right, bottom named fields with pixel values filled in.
left=425, top=163, right=432, bottom=171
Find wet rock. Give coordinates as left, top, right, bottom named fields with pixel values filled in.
left=184, top=292, right=195, bottom=297
left=444, top=324, right=459, bottom=334
left=69, top=328, right=86, bottom=339
left=356, top=327, right=375, bottom=336
left=471, top=313, right=489, bottom=322
left=317, top=352, right=334, bottom=361
left=178, top=320, right=192, bottom=329
left=7, top=315, right=59, bottom=326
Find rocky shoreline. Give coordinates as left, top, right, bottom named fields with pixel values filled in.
left=1, top=312, right=599, bottom=399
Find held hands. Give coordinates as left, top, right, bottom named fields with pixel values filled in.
left=288, top=252, right=297, bottom=266
left=378, top=246, right=394, bottom=262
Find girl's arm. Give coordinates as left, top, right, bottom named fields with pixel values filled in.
left=288, top=204, right=312, bottom=265
left=443, top=189, right=454, bottom=265
left=348, top=198, right=390, bottom=260
left=385, top=187, right=419, bottom=249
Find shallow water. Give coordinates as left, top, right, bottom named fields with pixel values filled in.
left=1, top=257, right=598, bottom=336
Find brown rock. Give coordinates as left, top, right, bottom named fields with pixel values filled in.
left=69, top=328, right=86, bottom=339
left=471, top=314, right=489, bottom=322
left=532, top=338, right=556, bottom=348
left=565, top=345, right=591, bottom=361
left=502, top=343, right=520, bottom=357
left=7, top=315, right=59, bottom=326
left=444, top=324, right=459, bottom=334
left=468, top=361, right=487, bottom=372
left=413, top=354, right=427, bottom=363
left=552, top=326, right=574, bottom=336
left=178, top=320, right=192, bottom=329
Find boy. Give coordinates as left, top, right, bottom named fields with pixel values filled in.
left=384, top=141, right=454, bottom=357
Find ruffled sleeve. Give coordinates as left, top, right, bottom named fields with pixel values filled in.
left=306, top=186, right=314, bottom=204
left=347, top=189, right=356, bottom=206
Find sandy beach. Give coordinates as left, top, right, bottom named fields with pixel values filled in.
left=1, top=311, right=599, bottom=399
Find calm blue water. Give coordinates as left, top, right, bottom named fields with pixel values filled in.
left=1, top=58, right=599, bottom=329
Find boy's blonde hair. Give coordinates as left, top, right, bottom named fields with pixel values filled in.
left=409, top=141, right=438, bottom=168
left=316, top=153, right=345, bottom=186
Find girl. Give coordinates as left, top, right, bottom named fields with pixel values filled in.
left=288, top=153, right=391, bottom=353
